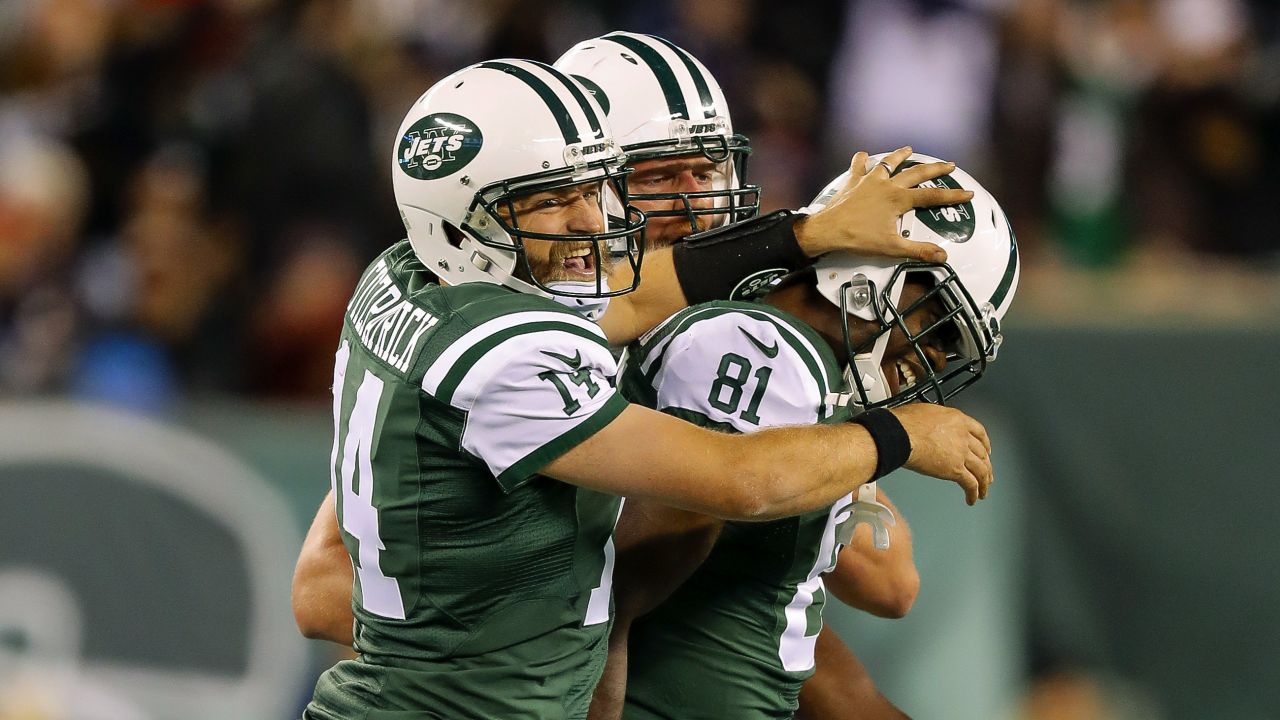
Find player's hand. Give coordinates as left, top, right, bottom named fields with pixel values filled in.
left=891, top=403, right=993, bottom=505
left=792, top=146, right=973, bottom=261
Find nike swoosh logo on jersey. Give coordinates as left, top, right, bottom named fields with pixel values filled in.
left=541, top=349, right=583, bottom=369
left=738, top=326, right=779, bottom=358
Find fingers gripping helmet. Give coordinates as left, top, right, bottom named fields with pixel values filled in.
left=806, top=154, right=1019, bottom=410
left=554, top=32, right=759, bottom=235
left=392, top=59, right=645, bottom=300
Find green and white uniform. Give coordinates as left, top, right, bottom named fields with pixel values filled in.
left=617, top=301, right=857, bottom=720
left=305, top=241, right=627, bottom=720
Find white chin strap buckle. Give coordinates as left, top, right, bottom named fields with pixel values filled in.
left=849, top=481, right=897, bottom=551
left=545, top=281, right=611, bottom=321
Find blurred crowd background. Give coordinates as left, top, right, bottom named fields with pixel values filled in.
left=3, top=0, right=1278, bottom=411
left=3, top=1, right=1280, bottom=719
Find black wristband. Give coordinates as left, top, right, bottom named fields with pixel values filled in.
left=671, top=210, right=811, bottom=304
left=851, top=408, right=912, bottom=480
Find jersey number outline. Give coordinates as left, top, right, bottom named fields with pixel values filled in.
left=707, top=352, right=773, bottom=425
left=583, top=498, right=624, bottom=626
left=538, top=367, right=601, bottom=415
left=331, top=341, right=407, bottom=619
left=778, top=496, right=857, bottom=671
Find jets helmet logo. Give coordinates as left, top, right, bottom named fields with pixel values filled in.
left=398, top=113, right=483, bottom=180
left=897, top=160, right=975, bottom=243
left=730, top=268, right=788, bottom=301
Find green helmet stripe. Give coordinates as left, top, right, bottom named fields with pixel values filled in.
left=989, top=213, right=1019, bottom=310
left=602, top=33, right=689, bottom=120
left=527, top=59, right=605, bottom=141
left=645, top=34, right=716, bottom=119
left=478, top=60, right=582, bottom=144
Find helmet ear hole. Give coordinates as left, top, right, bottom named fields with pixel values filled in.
left=443, top=223, right=467, bottom=249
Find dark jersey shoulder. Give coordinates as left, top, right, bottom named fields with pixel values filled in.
left=343, top=240, right=598, bottom=384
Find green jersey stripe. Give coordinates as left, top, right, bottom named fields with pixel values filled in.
left=636, top=306, right=742, bottom=379
left=639, top=308, right=755, bottom=380
left=496, top=391, right=628, bottom=490
left=646, top=34, right=716, bottom=119
left=422, top=309, right=606, bottom=397
left=601, top=33, right=690, bottom=120
left=478, top=60, right=584, bottom=144
left=433, top=322, right=607, bottom=405
left=733, top=308, right=831, bottom=403
left=989, top=210, right=1019, bottom=311
left=664, top=406, right=740, bottom=434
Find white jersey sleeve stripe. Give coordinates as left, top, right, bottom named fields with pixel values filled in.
left=446, top=328, right=618, bottom=411
left=422, top=310, right=605, bottom=397
left=637, top=306, right=733, bottom=377
left=652, top=314, right=824, bottom=432
left=456, top=329, right=624, bottom=489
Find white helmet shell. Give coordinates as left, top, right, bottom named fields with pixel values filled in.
left=392, top=58, right=643, bottom=301
left=555, top=32, right=734, bottom=151
left=807, top=153, right=1019, bottom=408
left=554, top=33, right=758, bottom=232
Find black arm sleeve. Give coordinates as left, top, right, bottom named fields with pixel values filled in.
left=671, top=210, right=812, bottom=304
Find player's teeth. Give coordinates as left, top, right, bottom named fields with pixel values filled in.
left=897, top=360, right=917, bottom=388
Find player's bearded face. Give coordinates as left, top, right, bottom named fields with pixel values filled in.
left=503, top=181, right=615, bottom=285
left=627, top=155, right=730, bottom=249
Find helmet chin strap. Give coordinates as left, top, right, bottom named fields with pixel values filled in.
left=846, top=332, right=894, bottom=411
left=844, top=271, right=907, bottom=411
left=545, top=280, right=611, bottom=321
left=840, top=314, right=902, bottom=553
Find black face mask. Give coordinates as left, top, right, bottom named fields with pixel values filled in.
left=464, top=162, right=647, bottom=300
left=839, top=265, right=1000, bottom=411
left=623, top=134, right=760, bottom=238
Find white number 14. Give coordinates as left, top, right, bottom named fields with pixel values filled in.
left=330, top=341, right=406, bottom=619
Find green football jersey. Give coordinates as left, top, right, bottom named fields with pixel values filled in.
left=617, top=301, right=857, bottom=720
left=304, top=241, right=627, bottom=720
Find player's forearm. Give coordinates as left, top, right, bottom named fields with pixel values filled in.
left=587, top=624, right=631, bottom=720
left=548, top=407, right=882, bottom=522
left=825, top=494, right=919, bottom=618
left=827, top=534, right=919, bottom=618
left=796, top=627, right=910, bottom=720
left=599, top=212, right=811, bottom=345
left=293, top=574, right=356, bottom=644
left=292, top=491, right=356, bottom=644
left=611, top=500, right=723, bottom=622
left=723, top=422, right=880, bottom=521
left=600, top=248, right=687, bottom=344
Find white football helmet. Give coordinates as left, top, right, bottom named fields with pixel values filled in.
left=805, top=154, right=1019, bottom=410
left=392, top=58, right=645, bottom=300
left=554, top=32, right=759, bottom=235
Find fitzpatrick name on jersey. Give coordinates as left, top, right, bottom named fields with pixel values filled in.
left=308, top=241, right=627, bottom=720
left=346, top=257, right=440, bottom=373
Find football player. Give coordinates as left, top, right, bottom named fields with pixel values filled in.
left=555, top=31, right=760, bottom=249
left=300, top=58, right=994, bottom=720
left=599, top=158, right=1019, bottom=720
left=553, top=33, right=918, bottom=718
